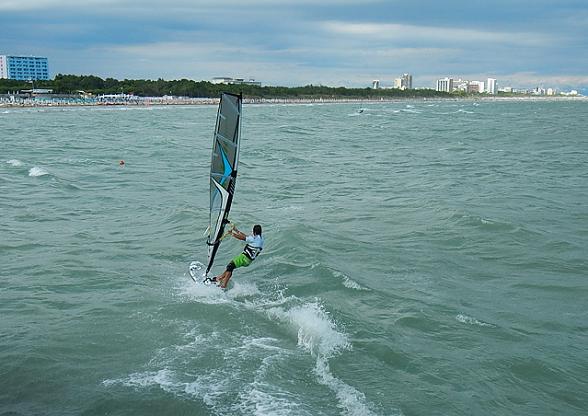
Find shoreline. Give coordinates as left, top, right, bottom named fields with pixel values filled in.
left=0, top=95, right=586, bottom=109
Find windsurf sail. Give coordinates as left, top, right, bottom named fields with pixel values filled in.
left=205, top=92, right=242, bottom=276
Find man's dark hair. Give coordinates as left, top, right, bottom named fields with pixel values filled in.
left=253, top=224, right=262, bottom=236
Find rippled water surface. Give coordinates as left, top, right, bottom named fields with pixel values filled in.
left=1, top=100, right=587, bottom=415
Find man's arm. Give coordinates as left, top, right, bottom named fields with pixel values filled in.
left=231, top=228, right=246, bottom=241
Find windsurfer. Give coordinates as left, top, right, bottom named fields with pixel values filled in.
left=213, top=224, right=264, bottom=288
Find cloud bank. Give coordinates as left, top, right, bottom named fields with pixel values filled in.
left=0, top=0, right=586, bottom=89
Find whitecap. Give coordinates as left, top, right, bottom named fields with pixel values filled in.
left=456, top=314, right=494, bottom=327
left=315, top=357, right=380, bottom=416
left=237, top=385, right=304, bottom=416
left=268, top=301, right=349, bottom=357
left=103, top=368, right=180, bottom=393
left=7, top=159, right=23, bottom=167
left=332, top=270, right=369, bottom=291
left=342, top=278, right=364, bottom=290
left=28, top=166, right=49, bottom=177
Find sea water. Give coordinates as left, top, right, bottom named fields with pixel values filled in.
left=1, top=100, right=587, bottom=415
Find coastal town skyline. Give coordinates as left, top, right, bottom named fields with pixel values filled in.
left=1, top=57, right=579, bottom=97
left=1, top=1, right=587, bottom=92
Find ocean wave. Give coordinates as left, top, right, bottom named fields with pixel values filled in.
left=331, top=270, right=370, bottom=291
left=106, top=332, right=305, bottom=415
left=6, top=159, right=23, bottom=167
left=456, top=314, right=494, bottom=327
left=268, top=301, right=349, bottom=357
left=315, top=357, right=381, bottom=416
left=265, top=301, right=380, bottom=415
left=28, top=166, right=49, bottom=177
left=103, top=368, right=178, bottom=391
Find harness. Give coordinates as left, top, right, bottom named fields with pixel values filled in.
left=243, top=244, right=262, bottom=261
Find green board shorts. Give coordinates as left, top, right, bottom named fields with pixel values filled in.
left=228, top=253, right=252, bottom=271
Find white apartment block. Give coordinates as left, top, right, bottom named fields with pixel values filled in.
left=486, top=78, right=497, bottom=94
left=393, top=74, right=412, bottom=90
left=210, top=77, right=261, bottom=86
left=436, top=78, right=454, bottom=92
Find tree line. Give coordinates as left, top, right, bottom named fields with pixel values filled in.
left=0, top=74, right=451, bottom=99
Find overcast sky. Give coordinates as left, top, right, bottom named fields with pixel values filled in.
left=1, top=0, right=587, bottom=89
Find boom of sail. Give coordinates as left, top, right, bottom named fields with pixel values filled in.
left=205, top=92, right=242, bottom=276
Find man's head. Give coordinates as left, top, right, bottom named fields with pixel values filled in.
left=253, top=224, right=262, bottom=236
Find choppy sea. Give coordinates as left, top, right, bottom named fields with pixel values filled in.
left=1, top=100, right=587, bottom=415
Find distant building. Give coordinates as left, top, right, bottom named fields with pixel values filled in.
left=486, top=78, right=497, bottom=94
left=560, top=90, right=579, bottom=96
left=372, top=80, right=380, bottom=89
left=211, top=77, right=233, bottom=84
left=394, top=73, right=413, bottom=90
left=436, top=78, right=453, bottom=92
left=0, top=55, right=49, bottom=80
left=0, top=57, right=6, bottom=79
left=453, top=79, right=468, bottom=92
left=533, top=87, right=546, bottom=96
left=210, top=77, right=261, bottom=86
left=471, top=81, right=485, bottom=93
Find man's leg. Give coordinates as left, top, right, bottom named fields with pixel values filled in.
left=218, top=271, right=233, bottom=288
left=217, top=260, right=237, bottom=288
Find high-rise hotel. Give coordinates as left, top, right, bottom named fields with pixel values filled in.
left=0, top=55, right=50, bottom=80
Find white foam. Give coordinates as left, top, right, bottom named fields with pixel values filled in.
left=234, top=338, right=302, bottom=416
left=185, top=377, right=228, bottom=407
left=332, top=270, right=369, bottom=291
left=106, top=367, right=227, bottom=408
left=265, top=302, right=386, bottom=414
left=315, top=357, right=379, bottom=416
left=6, top=159, right=23, bottom=167
left=238, top=385, right=303, bottom=416
left=342, top=278, right=363, bottom=290
left=28, top=166, right=49, bottom=177
left=269, top=302, right=349, bottom=357
left=241, top=289, right=297, bottom=311
left=228, top=281, right=262, bottom=298
left=456, top=314, right=494, bottom=327
left=179, top=278, right=230, bottom=304
left=103, top=368, right=180, bottom=393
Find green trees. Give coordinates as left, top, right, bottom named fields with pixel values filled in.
left=0, top=74, right=451, bottom=99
